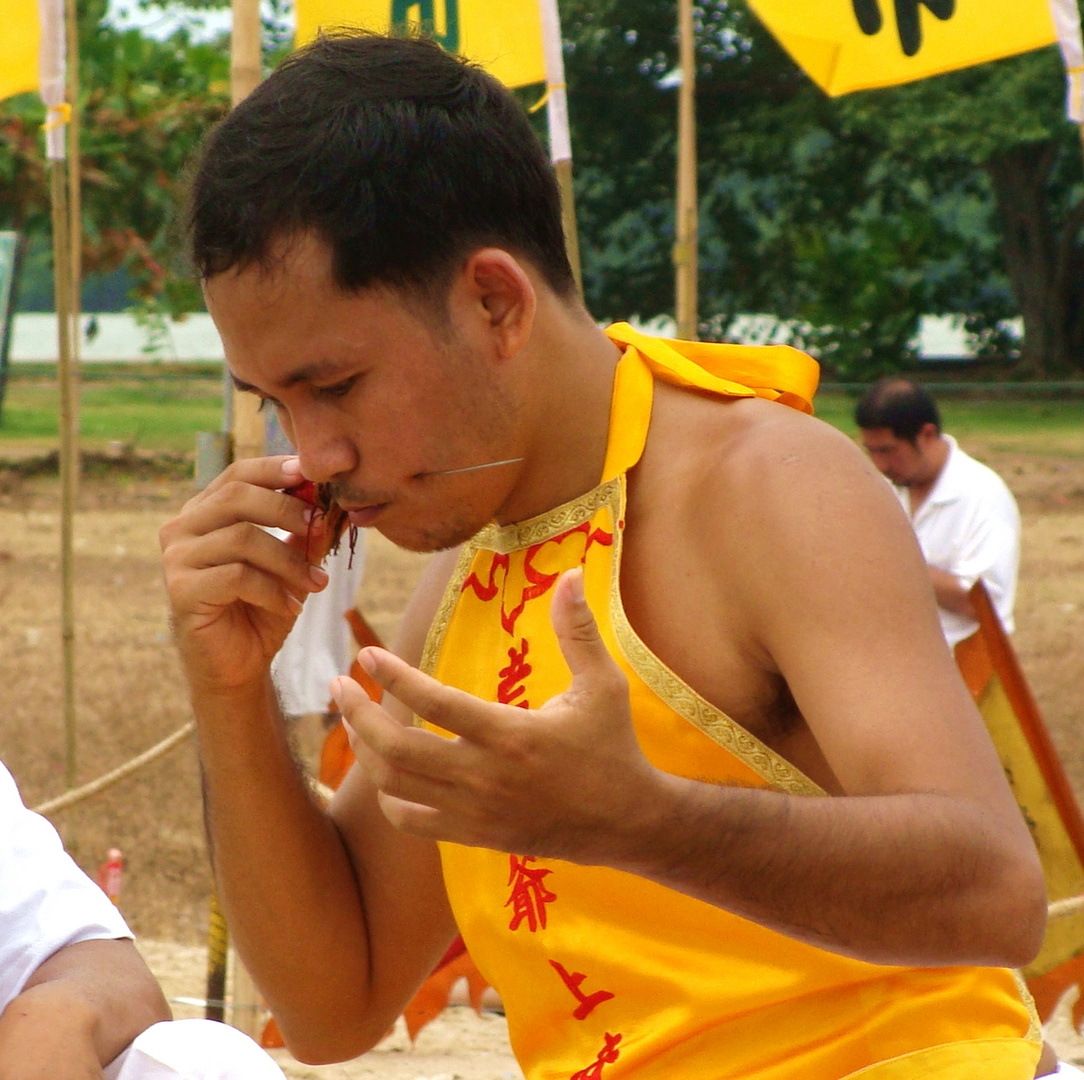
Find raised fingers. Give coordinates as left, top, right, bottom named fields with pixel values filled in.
left=332, top=675, right=471, bottom=809
left=356, top=649, right=504, bottom=741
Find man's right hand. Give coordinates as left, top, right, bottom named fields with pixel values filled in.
left=159, top=455, right=330, bottom=694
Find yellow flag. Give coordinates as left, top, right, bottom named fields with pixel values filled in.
left=295, top=0, right=545, bottom=90
left=0, top=0, right=40, bottom=103
left=747, top=0, right=1057, bottom=96
left=956, top=582, right=1084, bottom=981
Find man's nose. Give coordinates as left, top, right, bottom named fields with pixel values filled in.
left=290, top=415, right=358, bottom=483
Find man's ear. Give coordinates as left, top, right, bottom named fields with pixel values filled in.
left=453, top=248, right=536, bottom=361
left=916, top=422, right=941, bottom=449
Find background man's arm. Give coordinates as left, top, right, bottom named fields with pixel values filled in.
left=0, top=939, right=169, bottom=1080
left=925, top=480, right=1020, bottom=621
left=928, top=565, right=975, bottom=615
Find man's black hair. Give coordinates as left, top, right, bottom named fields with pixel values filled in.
left=187, top=32, right=575, bottom=299
left=854, top=378, right=942, bottom=443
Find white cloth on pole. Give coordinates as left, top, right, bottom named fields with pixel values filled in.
left=1050, top=0, right=1084, bottom=121
left=271, top=535, right=366, bottom=716
left=104, top=1020, right=284, bottom=1080
left=539, top=0, right=572, bottom=163
left=0, top=761, right=132, bottom=1008
left=891, top=435, right=1021, bottom=648
left=36, top=0, right=67, bottom=160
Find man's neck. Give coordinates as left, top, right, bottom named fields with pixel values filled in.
left=494, top=304, right=622, bottom=525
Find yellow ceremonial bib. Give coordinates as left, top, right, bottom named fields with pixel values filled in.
left=420, top=325, right=1041, bottom=1080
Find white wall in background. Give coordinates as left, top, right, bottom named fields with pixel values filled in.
left=10, top=313, right=225, bottom=363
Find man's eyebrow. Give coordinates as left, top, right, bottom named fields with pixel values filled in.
left=230, top=360, right=353, bottom=395
left=230, top=374, right=262, bottom=395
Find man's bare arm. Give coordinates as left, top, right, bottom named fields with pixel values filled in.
left=641, top=415, right=1041, bottom=963
left=0, top=939, right=169, bottom=1080
left=160, top=457, right=457, bottom=1063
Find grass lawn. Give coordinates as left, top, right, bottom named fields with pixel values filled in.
left=816, top=392, right=1084, bottom=457
left=0, top=366, right=1081, bottom=459
left=0, top=365, right=225, bottom=456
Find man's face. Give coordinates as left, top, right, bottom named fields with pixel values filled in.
left=204, top=234, right=525, bottom=552
left=859, top=427, right=932, bottom=488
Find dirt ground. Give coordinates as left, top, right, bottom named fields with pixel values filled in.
left=0, top=440, right=1082, bottom=1073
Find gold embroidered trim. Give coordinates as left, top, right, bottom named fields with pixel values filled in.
left=1012, top=969, right=1043, bottom=1043
left=474, top=478, right=622, bottom=555
left=419, top=473, right=823, bottom=796
left=417, top=480, right=622, bottom=688
left=604, top=478, right=825, bottom=798
left=418, top=543, right=483, bottom=713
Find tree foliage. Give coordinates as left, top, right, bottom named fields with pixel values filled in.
left=1, top=0, right=1081, bottom=376
left=0, top=0, right=230, bottom=313
left=562, top=0, right=1084, bottom=377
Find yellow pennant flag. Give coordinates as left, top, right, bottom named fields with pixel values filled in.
left=747, top=0, right=1057, bottom=96
left=295, top=0, right=545, bottom=90
left=0, top=0, right=41, bottom=103
left=955, top=582, right=1084, bottom=992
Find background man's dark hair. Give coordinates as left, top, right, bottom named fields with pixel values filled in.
left=187, top=32, right=575, bottom=300
left=854, top=378, right=942, bottom=443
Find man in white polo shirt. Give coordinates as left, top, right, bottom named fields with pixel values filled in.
left=855, top=378, right=1020, bottom=648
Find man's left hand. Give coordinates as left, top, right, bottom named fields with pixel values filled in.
left=333, top=568, right=662, bottom=863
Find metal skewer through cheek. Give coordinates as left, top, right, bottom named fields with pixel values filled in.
left=422, top=456, right=525, bottom=476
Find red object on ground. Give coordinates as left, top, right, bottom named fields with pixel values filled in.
left=97, top=848, right=123, bottom=904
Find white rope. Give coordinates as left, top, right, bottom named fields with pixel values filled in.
left=33, top=722, right=196, bottom=815
left=1049, top=895, right=1084, bottom=920
left=306, top=774, right=335, bottom=805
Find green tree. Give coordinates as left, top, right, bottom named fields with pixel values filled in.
left=561, top=0, right=1083, bottom=377
left=0, top=0, right=230, bottom=314
left=836, top=49, right=1084, bottom=376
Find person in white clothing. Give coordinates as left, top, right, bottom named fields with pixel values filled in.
left=0, top=760, right=284, bottom=1080
left=856, top=378, right=1021, bottom=648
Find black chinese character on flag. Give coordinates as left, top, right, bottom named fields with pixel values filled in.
left=852, top=0, right=956, bottom=57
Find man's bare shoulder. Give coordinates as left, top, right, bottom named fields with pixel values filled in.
left=642, top=382, right=907, bottom=552
left=627, top=381, right=966, bottom=791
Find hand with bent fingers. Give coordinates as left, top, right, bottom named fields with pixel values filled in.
left=159, top=455, right=330, bottom=693
left=332, top=568, right=665, bottom=863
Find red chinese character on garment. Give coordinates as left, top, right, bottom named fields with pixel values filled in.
left=570, top=1032, right=622, bottom=1080
left=505, top=854, right=556, bottom=932
left=549, top=960, right=615, bottom=1020
left=462, top=525, right=614, bottom=636
left=497, top=638, right=532, bottom=708
left=462, top=552, right=509, bottom=603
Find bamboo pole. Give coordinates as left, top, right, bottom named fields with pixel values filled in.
left=229, top=0, right=265, bottom=462
left=49, top=160, right=78, bottom=790
left=538, top=0, right=582, bottom=296
left=222, top=0, right=267, bottom=1038
left=65, top=0, right=81, bottom=486
left=674, top=0, right=698, bottom=340
left=554, top=159, right=582, bottom=296
left=206, top=891, right=228, bottom=1023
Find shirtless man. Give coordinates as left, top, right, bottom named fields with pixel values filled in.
left=161, top=32, right=1048, bottom=1079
